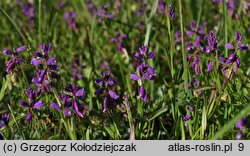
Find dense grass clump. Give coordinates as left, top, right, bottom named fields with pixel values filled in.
left=1, top=0, right=250, bottom=140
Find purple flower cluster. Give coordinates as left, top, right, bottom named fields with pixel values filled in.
left=111, top=33, right=127, bottom=53
left=0, top=113, right=10, bottom=128
left=168, top=5, right=175, bottom=20
left=227, top=0, right=235, bottom=17
left=223, top=32, right=248, bottom=77
left=51, top=84, right=88, bottom=118
left=235, top=116, right=250, bottom=140
left=30, top=43, right=58, bottom=93
left=184, top=21, right=208, bottom=74
left=20, top=88, right=44, bottom=123
left=130, top=45, right=156, bottom=103
left=157, top=0, right=166, bottom=14
left=86, top=0, right=97, bottom=17
left=184, top=21, right=207, bottom=52
left=183, top=105, right=194, bottom=123
left=95, top=71, right=119, bottom=112
left=22, top=2, right=35, bottom=26
left=64, top=11, right=77, bottom=29
left=96, top=4, right=116, bottom=22
left=71, top=57, right=86, bottom=81
left=204, top=31, right=219, bottom=55
left=2, top=46, right=26, bottom=74
left=157, top=1, right=175, bottom=20
left=225, top=32, right=248, bottom=52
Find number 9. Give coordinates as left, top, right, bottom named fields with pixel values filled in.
left=238, top=143, right=244, bottom=151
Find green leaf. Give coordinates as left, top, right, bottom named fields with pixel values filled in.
left=0, top=78, right=9, bottom=102
left=148, top=107, right=168, bottom=121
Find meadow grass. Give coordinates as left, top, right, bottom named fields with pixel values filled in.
left=0, top=0, right=250, bottom=140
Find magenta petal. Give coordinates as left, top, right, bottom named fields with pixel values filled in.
left=236, top=131, right=244, bottom=140
left=20, top=100, right=29, bottom=107
left=207, top=61, right=214, bottom=72
left=47, top=57, right=57, bottom=65
left=34, top=51, right=43, bottom=57
left=238, top=43, right=248, bottom=51
left=26, top=112, right=32, bottom=123
left=2, top=49, right=12, bottom=55
left=75, top=88, right=85, bottom=97
left=33, top=101, right=44, bottom=109
left=130, top=74, right=140, bottom=81
left=225, top=43, right=234, bottom=49
left=147, top=52, right=155, bottom=59
left=94, top=79, right=103, bottom=85
left=109, top=90, right=119, bottom=99
left=16, top=45, right=26, bottom=53
left=31, top=58, right=42, bottom=66
left=139, top=86, right=146, bottom=98
left=236, top=119, right=244, bottom=129
left=0, top=121, right=5, bottom=128
left=63, top=108, right=72, bottom=117
left=95, top=88, right=104, bottom=95
left=103, top=97, right=107, bottom=112
left=183, top=114, right=192, bottom=122
left=50, top=102, right=61, bottom=110
left=73, top=101, right=84, bottom=118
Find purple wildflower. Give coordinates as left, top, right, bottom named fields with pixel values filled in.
left=86, top=0, right=97, bottom=17
left=139, top=86, right=149, bottom=103
left=50, top=94, right=73, bottom=117
left=96, top=4, right=116, bottom=22
left=64, top=11, right=77, bottom=29
left=95, top=71, right=119, bottom=112
left=31, top=43, right=58, bottom=92
left=191, top=56, right=201, bottom=74
left=175, top=31, right=181, bottom=45
left=207, top=61, right=214, bottom=72
left=71, top=56, right=86, bottom=80
left=236, top=131, right=244, bottom=140
left=19, top=88, right=44, bottom=123
left=111, top=33, right=127, bottom=53
left=157, top=0, right=166, bottom=14
left=204, top=31, right=219, bottom=54
left=0, top=113, right=10, bottom=128
left=227, top=0, right=235, bottom=17
left=22, top=2, right=35, bottom=26
left=115, top=0, right=121, bottom=10
left=2, top=46, right=26, bottom=74
left=235, top=116, right=250, bottom=140
left=183, top=114, right=192, bottom=122
left=189, top=105, right=194, bottom=112
left=131, top=45, right=157, bottom=103
left=168, top=5, right=175, bottom=20
left=63, top=84, right=88, bottom=118
left=226, top=32, right=248, bottom=52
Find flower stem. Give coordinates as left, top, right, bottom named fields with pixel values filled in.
left=178, top=0, right=189, bottom=92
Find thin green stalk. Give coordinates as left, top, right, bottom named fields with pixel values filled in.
left=143, top=0, right=158, bottom=99
left=0, top=7, right=31, bottom=46
left=196, top=0, right=204, bottom=27
left=223, top=0, right=228, bottom=57
left=178, top=0, right=188, bottom=92
left=166, top=10, right=175, bottom=79
left=144, top=0, right=158, bottom=46
left=211, top=103, right=250, bottom=140
left=52, top=87, right=76, bottom=139
left=38, top=0, right=42, bottom=42
left=7, top=104, right=25, bottom=139
left=86, top=27, right=96, bottom=75
left=124, top=98, right=134, bottom=140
